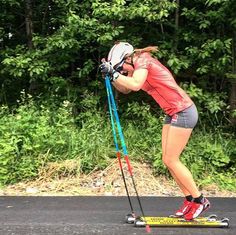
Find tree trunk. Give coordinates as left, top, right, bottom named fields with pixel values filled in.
left=229, top=30, right=236, bottom=125
left=25, top=0, right=34, bottom=49
left=174, top=0, right=180, bottom=51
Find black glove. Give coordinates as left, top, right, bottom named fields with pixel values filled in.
left=99, top=62, right=119, bottom=81
left=99, top=62, right=115, bottom=74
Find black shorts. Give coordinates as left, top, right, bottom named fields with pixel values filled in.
left=164, top=104, right=198, bottom=129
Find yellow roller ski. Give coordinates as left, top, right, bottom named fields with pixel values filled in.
left=134, top=215, right=229, bottom=228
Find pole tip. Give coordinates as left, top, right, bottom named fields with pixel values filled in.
left=145, top=225, right=151, bottom=233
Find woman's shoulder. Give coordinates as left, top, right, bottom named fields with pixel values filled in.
left=134, top=53, right=151, bottom=69
left=139, top=52, right=152, bottom=58
left=135, top=52, right=152, bottom=63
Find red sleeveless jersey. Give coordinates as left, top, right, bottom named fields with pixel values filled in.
left=133, top=53, right=193, bottom=116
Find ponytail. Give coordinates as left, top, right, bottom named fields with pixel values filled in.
left=134, top=46, right=158, bottom=55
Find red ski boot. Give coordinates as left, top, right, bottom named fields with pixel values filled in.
left=175, top=199, right=192, bottom=217
left=184, top=198, right=210, bottom=220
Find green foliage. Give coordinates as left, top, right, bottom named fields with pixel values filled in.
left=166, top=54, right=190, bottom=74
left=92, top=0, right=176, bottom=21
left=185, top=38, right=232, bottom=75
left=184, top=130, right=236, bottom=191
left=0, top=93, right=235, bottom=191
left=121, top=101, right=163, bottom=162
left=1, top=0, right=236, bottom=191
left=181, top=83, right=228, bottom=126
left=0, top=91, right=112, bottom=184
left=1, top=0, right=235, bottom=99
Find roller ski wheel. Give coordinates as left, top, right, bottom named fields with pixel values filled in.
left=220, top=217, right=230, bottom=228
left=125, top=213, right=136, bottom=224
left=134, top=217, right=146, bottom=227
left=207, top=214, right=218, bottom=221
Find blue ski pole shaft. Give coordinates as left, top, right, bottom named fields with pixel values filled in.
left=105, top=77, right=134, bottom=214
left=105, top=75, right=146, bottom=218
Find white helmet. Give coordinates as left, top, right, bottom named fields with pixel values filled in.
left=107, top=42, right=134, bottom=69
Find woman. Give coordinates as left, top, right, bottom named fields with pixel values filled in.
left=100, top=42, right=211, bottom=220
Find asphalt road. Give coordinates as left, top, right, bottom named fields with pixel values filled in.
left=0, top=196, right=235, bottom=235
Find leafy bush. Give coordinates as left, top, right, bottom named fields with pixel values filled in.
left=0, top=92, right=235, bottom=192
left=181, top=83, right=228, bottom=126
left=121, top=101, right=163, bottom=162
left=0, top=91, right=113, bottom=185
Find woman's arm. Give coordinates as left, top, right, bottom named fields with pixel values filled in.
left=112, top=82, right=132, bottom=94
left=113, top=68, right=148, bottom=91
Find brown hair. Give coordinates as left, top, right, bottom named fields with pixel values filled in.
left=134, top=46, right=158, bottom=55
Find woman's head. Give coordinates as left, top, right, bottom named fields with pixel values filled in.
left=107, top=42, right=134, bottom=71
left=107, top=42, right=158, bottom=73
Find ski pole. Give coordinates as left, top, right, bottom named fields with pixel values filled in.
left=105, top=75, right=150, bottom=233
left=105, top=76, right=135, bottom=217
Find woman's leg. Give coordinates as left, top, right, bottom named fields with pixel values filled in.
left=162, top=125, right=200, bottom=198
left=162, top=124, right=191, bottom=196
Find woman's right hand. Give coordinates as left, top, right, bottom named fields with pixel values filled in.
left=99, top=62, right=115, bottom=74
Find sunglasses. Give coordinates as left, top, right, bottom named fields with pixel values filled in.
left=114, top=60, right=125, bottom=72
left=114, top=55, right=133, bottom=72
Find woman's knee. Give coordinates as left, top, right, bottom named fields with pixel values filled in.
left=162, top=155, right=179, bottom=169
